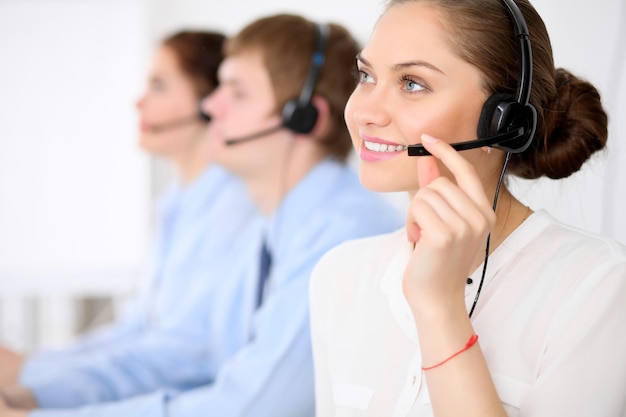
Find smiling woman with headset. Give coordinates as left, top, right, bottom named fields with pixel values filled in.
left=310, top=0, right=626, bottom=416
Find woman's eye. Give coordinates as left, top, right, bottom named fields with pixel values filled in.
left=151, top=80, right=166, bottom=93
left=357, top=70, right=374, bottom=84
left=232, top=89, right=246, bottom=100
left=403, top=78, right=424, bottom=92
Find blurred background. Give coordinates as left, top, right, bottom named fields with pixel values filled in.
left=0, top=0, right=624, bottom=352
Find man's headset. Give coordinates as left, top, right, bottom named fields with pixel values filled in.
left=407, top=0, right=537, bottom=156
left=224, top=22, right=330, bottom=146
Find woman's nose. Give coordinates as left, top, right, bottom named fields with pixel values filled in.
left=350, top=88, right=391, bottom=127
left=135, top=93, right=146, bottom=110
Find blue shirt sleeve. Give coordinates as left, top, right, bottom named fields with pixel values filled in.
left=24, top=277, right=315, bottom=417
left=28, top=391, right=168, bottom=417
left=26, top=322, right=215, bottom=408
left=22, top=167, right=259, bottom=408
left=21, top=279, right=153, bottom=386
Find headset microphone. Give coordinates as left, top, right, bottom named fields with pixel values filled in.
left=148, top=107, right=211, bottom=134
left=224, top=125, right=284, bottom=146
left=407, top=0, right=537, bottom=157
left=407, top=128, right=524, bottom=156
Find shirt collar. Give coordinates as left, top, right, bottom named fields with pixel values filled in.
left=263, top=158, right=345, bottom=254
left=464, top=209, right=553, bottom=308
left=158, top=165, right=244, bottom=223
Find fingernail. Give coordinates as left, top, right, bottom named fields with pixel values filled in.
left=421, top=134, right=437, bottom=144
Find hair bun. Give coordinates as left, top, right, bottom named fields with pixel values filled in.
left=510, top=68, right=608, bottom=179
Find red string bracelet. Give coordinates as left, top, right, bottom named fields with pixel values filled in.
left=422, top=334, right=479, bottom=371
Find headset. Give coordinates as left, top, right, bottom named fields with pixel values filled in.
left=407, top=0, right=537, bottom=156
left=281, top=22, right=330, bottom=134
left=225, top=22, right=330, bottom=145
left=149, top=107, right=211, bottom=133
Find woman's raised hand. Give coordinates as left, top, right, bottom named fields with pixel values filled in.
left=403, top=134, right=495, bottom=316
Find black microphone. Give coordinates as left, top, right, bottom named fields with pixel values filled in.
left=406, top=127, right=523, bottom=156
left=224, top=125, right=284, bottom=146
left=148, top=109, right=211, bottom=134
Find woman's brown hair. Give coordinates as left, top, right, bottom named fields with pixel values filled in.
left=162, top=30, right=226, bottom=99
left=386, top=0, right=608, bottom=179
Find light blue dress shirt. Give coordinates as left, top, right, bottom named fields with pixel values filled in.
left=21, top=165, right=259, bottom=407
left=27, top=158, right=403, bottom=417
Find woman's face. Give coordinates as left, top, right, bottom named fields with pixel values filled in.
left=136, top=45, right=204, bottom=158
left=345, top=2, right=490, bottom=194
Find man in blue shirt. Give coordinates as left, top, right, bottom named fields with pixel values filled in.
left=0, top=14, right=403, bottom=417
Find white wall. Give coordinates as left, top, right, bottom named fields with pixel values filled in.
left=144, top=0, right=386, bottom=45
left=508, top=0, right=626, bottom=244
left=0, top=0, right=151, bottom=348
left=0, top=0, right=151, bottom=283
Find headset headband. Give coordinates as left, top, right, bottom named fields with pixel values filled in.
left=298, top=23, right=329, bottom=106
left=501, top=0, right=532, bottom=106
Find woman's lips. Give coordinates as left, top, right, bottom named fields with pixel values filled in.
left=359, top=134, right=408, bottom=162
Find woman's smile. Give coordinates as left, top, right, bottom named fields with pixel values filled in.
left=359, top=133, right=408, bottom=162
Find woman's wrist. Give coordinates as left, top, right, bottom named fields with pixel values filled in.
left=406, top=285, right=467, bottom=325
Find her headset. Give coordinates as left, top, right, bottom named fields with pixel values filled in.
left=470, top=0, right=536, bottom=317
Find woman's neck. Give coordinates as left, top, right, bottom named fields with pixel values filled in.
left=173, top=143, right=213, bottom=187
left=474, top=188, right=532, bottom=270
left=171, top=158, right=208, bottom=187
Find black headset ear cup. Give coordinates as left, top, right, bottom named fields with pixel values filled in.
left=478, top=93, right=537, bottom=153
left=280, top=23, right=328, bottom=135
left=281, top=99, right=319, bottom=134
left=477, top=93, right=515, bottom=138
left=499, top=103, right=537, bottom=153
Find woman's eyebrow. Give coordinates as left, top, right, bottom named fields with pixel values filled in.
left=356, top=53, right=444, bottom=75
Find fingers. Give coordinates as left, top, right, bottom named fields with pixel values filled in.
left=410, top=180, right=491, bottom=247
left=408, top=174, right=487, bottom=247
left=419, top=134, right=495, bottom=221
left=405, top=217, right=421, bottom=244
left=406, top=155, right=439, bottom=243
left=406, top=133, right=496, bottom=244
left=417, top=155, right=440, bottom=189
left=407, top=132, right=499, bottom=240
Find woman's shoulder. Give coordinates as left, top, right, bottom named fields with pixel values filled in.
left=507, top=210, right=626, bottom=295
left=533, top=210, right=626, bottom=262
left=310, top=227, right=406, bottom=292
left=318, top=226, right=406, bottom=266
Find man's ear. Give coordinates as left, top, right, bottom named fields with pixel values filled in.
left=307, top=95, right=330, bottom=139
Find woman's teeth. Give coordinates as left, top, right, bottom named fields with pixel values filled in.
left=364, top=141, right=407, bottom=152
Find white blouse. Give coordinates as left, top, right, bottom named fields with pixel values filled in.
left=310, top=211, right=626, bottom=417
